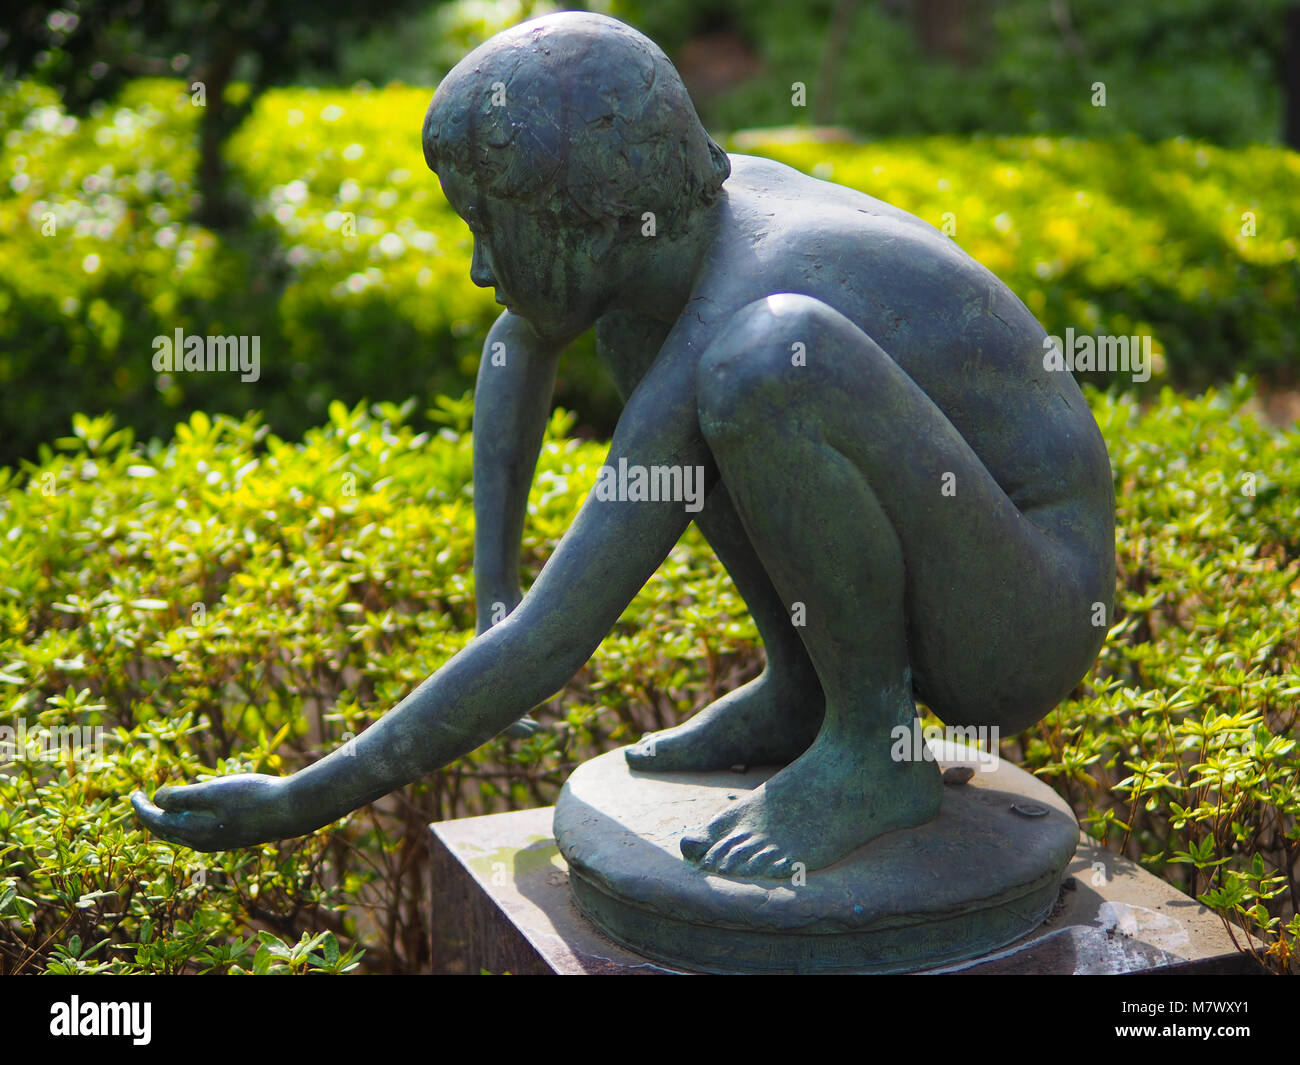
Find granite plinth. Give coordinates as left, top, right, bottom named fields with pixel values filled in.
left=430, top=761, right=1255, bottom=974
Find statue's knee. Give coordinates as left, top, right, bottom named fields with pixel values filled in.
left=696, top=294, right=833, bottom=436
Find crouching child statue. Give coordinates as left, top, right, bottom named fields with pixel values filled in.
left=135, top=13, right=1113, bottom=967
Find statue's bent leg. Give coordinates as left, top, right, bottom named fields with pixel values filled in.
left=601, top=310, right=825, bottom=775
left=626, top=485, right=825, bottom=772
left=678, top=293, right=1105, bottom=877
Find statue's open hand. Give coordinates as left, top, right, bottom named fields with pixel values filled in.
left=131, top=774, right=295, bottom=852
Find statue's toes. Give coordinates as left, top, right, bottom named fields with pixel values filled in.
left=624, top=739, right=657, bottom=769
left=714, top=836, right=769, bottom=875
left=767, top=855, right=795, bottom=879
left=699, top=831, right=754, bottom=872
left=736, top=844, right=784, bottom=878
left=679, top=831, right=711, bottom=864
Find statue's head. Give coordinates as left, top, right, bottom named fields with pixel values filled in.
left=422, top=11, right=729, bottom=334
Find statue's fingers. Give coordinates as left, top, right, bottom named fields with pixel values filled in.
left=130, top=790, right=162, bottom=822
left=132, top=791, right=197, bottom=845
left=153, top=783, right=209, bottom=811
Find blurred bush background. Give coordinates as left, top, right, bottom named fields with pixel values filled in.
left=1, top=0, right=1298, bottom=466
left=1, top=0, right=1297, bottom=974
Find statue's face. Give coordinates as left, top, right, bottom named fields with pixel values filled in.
left=437, top=164, right=608, bottom=340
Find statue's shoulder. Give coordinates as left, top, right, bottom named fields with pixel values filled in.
left=721, top=152, right=945, bottom=251
left=685, top=153, right=967, bottom=328
left=721, top=152, right=861, bottom=211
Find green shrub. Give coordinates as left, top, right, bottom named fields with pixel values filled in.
left=1, top=380, right=1296, bottom=973
left=3, top=77, right=1298, bottom=468
left=0, top=80, right=267, bottom=468
left=0, top=77, right=620, bottom=471
left=1018, top=378, right=1300, bottom=973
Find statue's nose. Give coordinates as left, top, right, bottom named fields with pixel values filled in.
left=470, top=238, right=496, bottom=288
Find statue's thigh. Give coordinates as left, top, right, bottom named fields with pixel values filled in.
left=699, top=294, right=1102, bottom=732
left=814, top=324, right=1100, bottom=731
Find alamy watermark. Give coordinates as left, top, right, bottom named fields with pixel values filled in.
left=889, top=719, right=1000, bottom=772
left=0, top=719, right=106, bottom=763
left=50, top=996, right=151, bottom=1045
left=152, top=328, right=260, bottom=382
left=592, top=458, right=706, bottom=513
left=1043, top=329, right=1151, bottom=383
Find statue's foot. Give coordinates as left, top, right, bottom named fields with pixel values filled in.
left=679, top=724, right=942, bottom=878
left=625, top=670, right=823, bottom=772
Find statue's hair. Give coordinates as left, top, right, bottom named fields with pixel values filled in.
left=422, top=12, right=730, bottom=236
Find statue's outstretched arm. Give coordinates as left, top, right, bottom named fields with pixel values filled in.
left=132, top=342, right=710, bottom=851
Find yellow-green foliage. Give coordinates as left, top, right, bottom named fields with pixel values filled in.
left=2, top=78, right=1297, bottom=466
left=1, top=382, right=1296, bottom=973
left=0, top=81, right=251, bottom=451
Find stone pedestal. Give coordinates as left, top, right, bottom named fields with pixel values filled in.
left=430, top=772, right=1254, bottom=975
left=553, top=744, right=1082, bottom=973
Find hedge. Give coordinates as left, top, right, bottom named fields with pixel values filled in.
left=2, top=77, right=1297, bottom=466
left=0, top=380, right=1296, bottom=973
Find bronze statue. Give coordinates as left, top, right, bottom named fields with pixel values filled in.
left=134, top=12, right=1114, bottom=884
